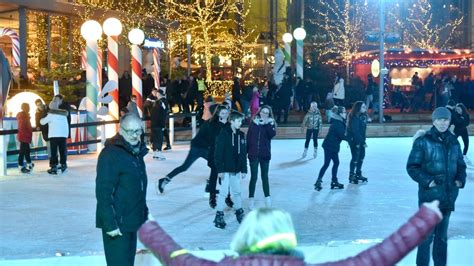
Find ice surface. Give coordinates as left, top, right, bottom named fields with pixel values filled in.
left=1, top=137, right=473, bottom=265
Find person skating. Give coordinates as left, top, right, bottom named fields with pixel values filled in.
left=301, top=101, right=322, bottom=158
left=314, top=106, right=347, bottom=191
left=346, top=101, right=369, bottom=184
left=247, top=106, right=276, bottom=209
left=407, top=107, right=466, bottom=266
left=213, top=111, right=247, bottom=229
left=156, top=105, right=228, bottom=196
left=150, top=90, right=168, bottom=160
left=16, top=103, right=33, bottom=173
left=138, top=201, right=444, bottom=266
left=35, top=99, right=49, bottom=160
left=451, top=103, right=470, bottom=165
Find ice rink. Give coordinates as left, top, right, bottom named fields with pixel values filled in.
left=1, top=137, right=473, bottom=265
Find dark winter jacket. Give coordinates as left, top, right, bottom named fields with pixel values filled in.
left=407, top=127, right=466, bottom=211
left=451, top=111, right=470, bottom=135
left=190, top=121, right=212, bottom=149
left=215, top=126, right=247, bottom=174
left=16, top=111, right=33, bottom=143
left=96, top=134, right=149, bottom=233
left=207, top=121, right=229, bottom=168
left=321, top=116, right=347, bottom=153
left=150, top=98, right=168, bottom=128
left=346, top=114, right=367, bottom=145
left=247, top=117, right=276, bottom=161
left=138, top=205, right=441, bottom=266
left=35, top=106, right=49, bottom=141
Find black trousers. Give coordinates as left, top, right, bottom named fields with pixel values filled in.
left=167, top=146, right=208, bottom=179
left=349, top=143, right=366, bottom=175
left=455, top=129, right=469, bottom=155
left=151, top=127, right=164, bottom=151
left=18, top=142, right=31, bottom=166
left=163, top=128, right=171, bottom=148
left=318, top=148, right=340, bottom=181
left=304, top=129, right=319, bottom=148
left=416, top=210, right=451, bottom=266
left=249, top=159, right=270, bottom=197
left=101, top=230, right=137, bottom=266
left=276, top=103, right=289, bottom=123
left=49, top=137, right=67, bottom=167
left=208, top=165, right=219, bottom=194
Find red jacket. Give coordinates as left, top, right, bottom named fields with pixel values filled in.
left=16, top=111, right=33, bottom=143
left=138, top=206, right=440, bottom=266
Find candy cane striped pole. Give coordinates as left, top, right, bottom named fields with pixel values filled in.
left=0, top=28, right=20, bottom=67
left=284, top=42, right=291, bottom=67
left=131, top=44, right=143, bottom=117
left=296, top=40, right=303, bottom=79
left=85, top=40, right=98, bottom=150
left=97, top=48, right=102, bottom=91
left=81, top=48, right=87, bottom=70
left=153, top=48, right=160, bottom=89
left=107, top=35, right=119, bottom=121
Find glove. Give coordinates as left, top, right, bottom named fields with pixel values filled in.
left=106, top=228, right=122, bottom=237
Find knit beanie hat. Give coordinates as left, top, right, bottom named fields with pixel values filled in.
left=432, top=107, right=451, bottom=121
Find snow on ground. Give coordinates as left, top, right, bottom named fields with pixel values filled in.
left=1, top=137, right=473, bottom=265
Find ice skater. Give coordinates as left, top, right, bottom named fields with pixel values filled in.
left=300, top=101, right=322, bottom=158
left=247, top=105, right=276, bottom=209
left=451, top=103, right=470, bottom=165
left=16, top=103, right=34, bottom=173
left=314, top=106, right=347, bottom=191
left=346, top=101, right=368, bottom=184
left=213, top=111, right=247, bottom=229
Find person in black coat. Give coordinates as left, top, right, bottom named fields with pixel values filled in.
left=452, top=103, right=470, bottom=162
left=119, top=71, right=132, bottom=110
left=275, top=74, right=293, bottom=123
left=96, top=113, right=149, bottom=266
left=213, top=111, right=247, bottom=229
left=35, top=99, right=49, bottom=143
left=314, top=106, right=347, bottom=191
left=407, top=107, right=466, bottom=266
left=346, top=101, right=368, bottom=184
left=150, top=90, right=168, bottom=160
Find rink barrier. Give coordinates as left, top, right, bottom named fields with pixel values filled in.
left=0, top=112, right=197, bottom=176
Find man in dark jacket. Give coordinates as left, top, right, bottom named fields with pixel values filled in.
left=407, top=107, right=466, bottom=266
left=150, top=90, right=168, bottom=161
left=96, top=113, right=149, bottom=266
left=35, top=99, right=49, bottom=156
left=213, top=111, right=247, bottom=229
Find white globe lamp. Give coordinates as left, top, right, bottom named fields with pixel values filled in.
left=128, top=28, right=145, bottom=45
left=103, top=17, right=122, bottom=36
left=293, top=27, right=306, bottom=40
left=282, top=33, right=293, bottom=43
left=81, top=20, right=102, bottom=41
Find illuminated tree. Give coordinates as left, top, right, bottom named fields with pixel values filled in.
left=393, top=0, right=463, bottom=49
left=308, top=0, right=368, bottom=77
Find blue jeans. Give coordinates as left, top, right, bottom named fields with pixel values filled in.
left=416, top=209, right=451, bottom=266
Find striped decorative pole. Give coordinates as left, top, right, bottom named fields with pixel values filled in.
left=128, top=28, right=145, bottom=118
left=282, top=33, right=293, bottom=68
left=97, top=48, right=103, bottom=91
left=0, top=28, right=20, bottom=67
left=81, top=48, right=87, bottom=70
left=81, top=20, right=102, bottom=152
left=293, top=27, right=306, bottom=79
left=103, top=18, right=122, bottom=122
left=153, top=48, right=160, bottom=89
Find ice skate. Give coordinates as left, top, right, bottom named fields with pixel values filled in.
left=302, top=148, right=308, bottom=158
left=225, top=194, right=234, bottom=208
left=163, top=146, right=172, bottom=151
left=264, top=196, right=272, bottom=207
left=27, top=163, right=35, bottom=172
left=153, top=151, right=166, bottom=161
left=19, top=166, right=30, bottom=174
left=356, top=173, right=368, bottom=183
left=330, top=179, right=344, bottom=189
left=313, top=148, right=318, bottom=159
left=60, top=164, right=68, bottom=174
left=235, top=208, right=245, bottom=224
left=47, top=166, right=58, bottom=175
left=314, top=179, right=323, bottom=191
left=349, top=173, right=359, bottom=184
left=213, top=211, right=226, bottom=229
left=157, top=176, right=171, bottom=194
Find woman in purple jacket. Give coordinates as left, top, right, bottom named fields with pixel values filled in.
left=247, top=105, right=276, bottom=209
left=138, top=201, right=443, bottom=266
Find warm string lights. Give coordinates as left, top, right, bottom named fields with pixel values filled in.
left=392, top=0, right=463, bottom=49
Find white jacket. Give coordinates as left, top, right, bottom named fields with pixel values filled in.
left=40, top=112, right=69, bottom=138
left=333, top=78, right=345, bottom=100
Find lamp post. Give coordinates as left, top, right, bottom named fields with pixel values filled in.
left=263, top=46, right=268, bottom=78
left=128, top=28, right=145, bottom=117
left=186, top=33, right=191, bottom=77
left=293, top=27, right=306, bottom=79
left=378, top=0, right=386, bottom=123
left=81, top=20, right=102, bottom=151
left=282, top=32, right=293, bottom=68
left=102, top=17, right=122, bottom=122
